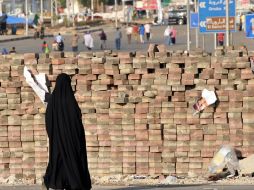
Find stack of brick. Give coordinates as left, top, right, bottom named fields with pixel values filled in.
left=0, top=47, right=254, bottom=183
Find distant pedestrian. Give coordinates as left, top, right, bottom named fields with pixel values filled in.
left=41, top=41, right=50, bottom=54
left=217, top=33, right=224, bottom=46
left=139, top=24, right=145, bottom=43
left=241, top=14, right=246, bottom=31
left=9, top=47, right=16, bottom=54
left=83, top=31, right=94, bottom=50
left=115, top=27, right=122, bottom=50
left=126, top=24, right=133, bottom=44
left=71, top=33, right=79, bottom=52
left=164, top=26, right=171, bottom=45
left=132, top=24, right=139, bottom=43
left=40, top=25, right=45, bottom=39
left=1, top=48, right=8, bottom=55
left=55, top=33, right=63, bottom=44
left=11, top=24, right=17, bottom=35
left=170, top=27, right=177, bottom=45
left=34, top=28, right=39, bottom=39
left=52, top=40, right=58, bottom=51
left=99, top=30, right=107, bottom=50
left=144, top=23, right=151, bottom=42
left=55, top=33, right=64, bottom=51
left=239, top=14, right=243, bottom=31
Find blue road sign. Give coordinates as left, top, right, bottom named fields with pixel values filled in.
left=199, top=0, right=236, bottom=33
left=190, top=13, right=199, bottom=28
left=246, top=14, right=254, bottom=38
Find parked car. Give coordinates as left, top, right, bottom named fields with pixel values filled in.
left=168, top=10, right=187, bottom=25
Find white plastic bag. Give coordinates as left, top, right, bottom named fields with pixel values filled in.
left=209, top=145, right=239, bottom=176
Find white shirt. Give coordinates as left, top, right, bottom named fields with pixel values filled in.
left=84, top=34, right=94, bottom=48
left=56, top=35, right=63, bottom=43
left=144, top=24, right=151, bottom=33
left=164, top=27, right=169, bottom=36
left=126, top=27, right=133, bottom=35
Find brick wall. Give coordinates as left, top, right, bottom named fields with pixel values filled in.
left=0, top=49, right=254, bottom=183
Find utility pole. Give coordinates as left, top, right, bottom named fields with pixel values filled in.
left=214, top=33, right=217, bottom=49
left=55, top=0, right=58, bottom=16
left=187, top=0, right=190, bottom=51
left=72, top=0, right=75, bottom=27
left=115, top=0, right=118, bottom=28
left=12, top=0, right=16, bottom=14
left=156, top=0, right=163, bottom=24
left=225, top=0, right=230, bottom=46
left=25, top=0, right=28, bottom=36
left=91, top=0, right=94, bottom=20
left=195, top=0, right=199, bottom=48
left=66, top=0, right=70, bottom=26
left=122, top=0, right=125, bottom=22
left=0, top=0, right=3, bottom=14
left=40, top=0, right=43, bottom=23
left=51, top=0, right=54, bottom=27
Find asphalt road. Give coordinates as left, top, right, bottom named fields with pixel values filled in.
left=0, top=25, right=253, bottom=54
left=0, top=185, right=254, bottom=190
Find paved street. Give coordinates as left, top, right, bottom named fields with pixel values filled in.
left=0, top=185, right=254, bottom=190
left=0, top=25, right=253, bottom=54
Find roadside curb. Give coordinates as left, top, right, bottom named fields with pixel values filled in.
left=0, top=34, right=54, bottom=42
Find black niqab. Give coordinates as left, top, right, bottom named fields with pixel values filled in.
left=44, top=73, right=91, bottom=190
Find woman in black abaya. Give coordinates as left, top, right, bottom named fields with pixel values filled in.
left=44, top=73, right=91, bottom=190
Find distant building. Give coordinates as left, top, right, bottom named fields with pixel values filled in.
left=1, top=0, right=51, bottom=15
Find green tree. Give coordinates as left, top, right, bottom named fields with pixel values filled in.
left=78, top=0, right=108, bottom=7
left=59, top=0, right=66, bottom=8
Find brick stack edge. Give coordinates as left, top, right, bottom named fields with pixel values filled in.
left=0, top=48, right=254, bottom=183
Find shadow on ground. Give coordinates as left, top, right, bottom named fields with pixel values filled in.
left=113, top=184, right=209, bottom=190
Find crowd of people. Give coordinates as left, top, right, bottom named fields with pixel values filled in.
left=36, top=23, right=177, bottom=54
left=1, top=23, right=228, bottom=55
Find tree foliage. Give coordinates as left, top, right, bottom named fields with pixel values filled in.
left=59, top=0, right=66, bottom=7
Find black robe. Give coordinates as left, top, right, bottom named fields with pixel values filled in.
left=44, top=73, right=91, bottom=190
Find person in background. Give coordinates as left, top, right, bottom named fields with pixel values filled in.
left=239, top=14, right=243, bottom=31
left=132, top=23, right=139, bottom=43
left=144, top=23, right=151, bottom=42
left=99, top=30, right=107, bottom=50
left=83, top=31, right=94, bottom=50
left=241, top=14, right=246, bottom=31
left=55, top=33, right=63, bottom=44
left=164, top=26, right=171, bottom=45
left=9, top=47, right=16, bottom=54
left=170, top=26, right=177, bottom=45
left=11, top=24, right=17, bottom=35
left=71, top=33, right=79, bottom=52
left=40, top=25, right=45, bottom=39
left=55, top=33, right=64, bottom=51
left=115, top=27, right=122, bottom=50
left=34, top=28, right=39, bottom=39
left=126, top=24, right=133, bottom=44
left=41, top=41, right=50, bottom=54
left=139, top=24, right=145, bottom=43
left=52, top=40, right=58, bottom=51
left=2, top=48, right=8, bottom=55
left=217, top=33, right=224, bottom=46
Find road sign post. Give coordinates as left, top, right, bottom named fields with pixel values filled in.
left=187, top=0, right=190, bottom=51
left=245, top=14, right=254, bottom=38
left=199, top=0, right=236, bottom=33
left=194, top=0, right=199, bottom=48
left=226, top=0, right=229, bottom=46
